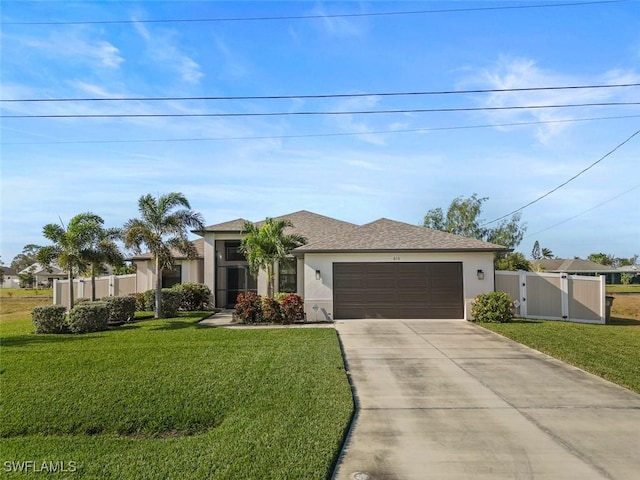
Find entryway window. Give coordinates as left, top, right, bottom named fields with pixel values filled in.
left=278, top=260, right=297, bottom=293
left=225, top=241, right=245, bottom=261
left=162, top=265, right=182, bottom=288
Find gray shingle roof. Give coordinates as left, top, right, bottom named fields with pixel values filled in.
left=532, top=258, right=616, bottom=272
left=201, top=218, right=249, bottom=232
left=129, top=238, right=205, bottom=260
left=201, top=210, right=358, bottom=245
left=294, top=218, right=509, bottom=253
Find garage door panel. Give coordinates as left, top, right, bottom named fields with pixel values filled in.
left=334, top=262, right=463, bottom=319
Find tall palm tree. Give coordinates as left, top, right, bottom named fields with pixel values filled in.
left=37, top=212, right=104, bottom=311
left=121, top=193, right=204, bottom=318
left=83, top=226, right=124, bottom=301
left=240, top=218, right=307, bottom=298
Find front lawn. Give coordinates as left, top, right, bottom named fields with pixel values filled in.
left=0, top=314, right=353, bottom=479
left=480, top=319, right=640, bottom=394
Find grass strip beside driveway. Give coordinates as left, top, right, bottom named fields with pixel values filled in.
left=480, top=319, right=640, bottom=394
left=0, top=315, right=353, bottom=479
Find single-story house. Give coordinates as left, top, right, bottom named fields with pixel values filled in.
left=532, top=258, right=618, bottom=284
left=1, top=266, right=19, bottom=288
left=20, top=263, right=67, bottom=287
left=132, top=210, right=510, bottom=320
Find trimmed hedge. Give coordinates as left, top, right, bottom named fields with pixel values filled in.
left=173, top=283, right=211, bottom=311
left=471, top=292, right=514, bottom=323
left=68, top=302, right=109, bottom=334
left=32, top=305, right=68, bottom=334
left=101, top=296, right=136, bottom=323
left=142, top=289, right=182, bottom=318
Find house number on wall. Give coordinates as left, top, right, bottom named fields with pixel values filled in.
left=392, top=256, right=401, bottom=261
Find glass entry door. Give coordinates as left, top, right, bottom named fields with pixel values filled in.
left=226, top=266, right=257, bottom=307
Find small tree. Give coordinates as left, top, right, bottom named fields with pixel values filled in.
left=122, top=193, right=204, bottom=318
left=240, top=218, right=306, bottom=298
left=37, top=213, right=104, bottom=310
left=531, top=241, right=541, bottom=260
left=82, top=223, right=123, bottom=301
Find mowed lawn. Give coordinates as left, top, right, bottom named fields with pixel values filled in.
left=481, top=295, right=640, bottom=394
left=0, top=302, right=353, bottom=479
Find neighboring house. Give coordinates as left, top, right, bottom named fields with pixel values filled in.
left=133, top=210, right=509, bottom=320
left=19, top=263, right=67, bottom=287
left=1, top=266, right=19, bottom=288
left=615, top=264, right=640, bottom=284
left=532, top=258, right=618, bottom=284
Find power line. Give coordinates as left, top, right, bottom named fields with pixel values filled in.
left=1, top=1, right=622, bottom=26
left=482, top=128, right=640, bottom=226
left=524, top=184, right=640, bottom=238
left=3, top=83, right=638, bottom=103
left=4, top=114, right=640, bottom=146
left=4, top=102, right=640, bottom=119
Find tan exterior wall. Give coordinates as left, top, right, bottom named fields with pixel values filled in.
left=302, top=251, right=495, bottom=321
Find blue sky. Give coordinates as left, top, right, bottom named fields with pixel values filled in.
left=1, top=1, right=639, bottom=264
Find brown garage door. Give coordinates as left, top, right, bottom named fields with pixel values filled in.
left=333, top=262, right=463, bottom=319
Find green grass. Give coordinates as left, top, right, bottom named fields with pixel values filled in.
left=480, top=319, right=640, bottom=394
left=0, top=288, right=53, bottom=297
left=0, top=314, right=353, bottom=479
left=606, top=284, right=640, bottom=294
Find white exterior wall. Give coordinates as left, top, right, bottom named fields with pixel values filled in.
left=135, top=261, right=154, bottom=291
left=302, top=251, right=495, bottom=320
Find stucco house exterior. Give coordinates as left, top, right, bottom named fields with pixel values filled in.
left=132, top=210, right=509, bottom=320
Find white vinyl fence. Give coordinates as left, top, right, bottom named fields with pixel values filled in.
left=54, top=274, right=137, bottom=307
left=495, top=270, right=606, bottom=324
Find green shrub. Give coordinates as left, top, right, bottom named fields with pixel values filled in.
left=261, top=296, right=283, bottom=324
left=68, top=302, right=109, bottom=334
left=101, top=296, right=136, bottom=323
left=234, top=292, right=262, bottom=324
left=141, top=290, right=156, bottom=311
left=173, top=283, right=211, bottom=311
left=32, top=305, right=68, bottom=334
left=274, top=292, right=288, bottom=304
left=471, top=292, right=514, bottom=323
left=130, top=293, right=146, bottom=312
left=280, top=293, right=305, bottom=324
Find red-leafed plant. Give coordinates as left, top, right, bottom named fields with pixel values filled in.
left=280, top=293, right=305, bottom=324
left=234, top=292, right=262, bottom=324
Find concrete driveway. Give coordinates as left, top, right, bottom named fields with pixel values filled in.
left=333, top=319, right=640, bottom=480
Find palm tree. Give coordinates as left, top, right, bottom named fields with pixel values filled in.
left=37, top=213, right=104, bottom=311
left=541, top=248, right=555, bottom=259
left=121, top=193, right=204, bottom=318
left=83, top=226, right=124, bottom=301
left=240, top=218, right=307, bottom=298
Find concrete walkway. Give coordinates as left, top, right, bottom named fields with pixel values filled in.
left=333, top=319, right=640, bottom=480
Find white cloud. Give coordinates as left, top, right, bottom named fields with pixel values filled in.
left=132, top=22, right=203, bottom=84
left=463, top=56, right=640, bottom=144
left=7, top=30, right=123, bottom=70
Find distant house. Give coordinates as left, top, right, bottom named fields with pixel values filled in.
left=19, top=263, right=67, bottom=288
left=1, top=266, right=19, bottom=288
left=532, top=258, right=618, bottom=284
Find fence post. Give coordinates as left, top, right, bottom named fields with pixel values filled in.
left=518, top=270, right=528, bottom=318
left=53, top=279, right=58, bottom=305
left=599, top=275, right=606, bottom=323
left=561, top=273, right=569, bottom=319
left=109, top=275, right=116, bottom=297
left=78, top=279, right=85, bottom=300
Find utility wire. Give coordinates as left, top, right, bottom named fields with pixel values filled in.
left=482, top=128, right=640, bottom=226
left=3, top=83, right=638, bottom=103
left=4, top=114, right=640, bottom=146
left=524, top=184, right=640, bottom=238
left=0, top=1, right=622, bottom=25
left=4, top=102, right=640, bottom=119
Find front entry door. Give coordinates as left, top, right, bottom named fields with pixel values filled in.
left=226, top=266, right=257, bottom=307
